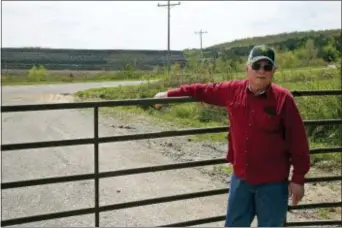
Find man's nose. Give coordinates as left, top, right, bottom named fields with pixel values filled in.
left=258, top=68, right=265, bottom=74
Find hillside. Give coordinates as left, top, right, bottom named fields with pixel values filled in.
left=205, top=29, right=341, bottom=63
left=209, top=29, right=340, bottom=49
left=1, top=28, right=341, bottom=71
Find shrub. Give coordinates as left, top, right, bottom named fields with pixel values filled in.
left=28, top=65, right=47, bottom=81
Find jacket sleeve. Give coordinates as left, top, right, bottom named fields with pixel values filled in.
left=167, top=81, right=235, bottom=107
left=282, top=94, right=311, bottom=185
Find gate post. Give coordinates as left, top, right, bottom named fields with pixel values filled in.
left=94, top=106, right=100, bottom=227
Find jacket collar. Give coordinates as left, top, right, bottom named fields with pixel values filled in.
left=244, top=80, right=272, bottom=97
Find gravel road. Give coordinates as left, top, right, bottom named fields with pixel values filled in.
left=1, top=81, right=148, bottom=105
left=1, top=81, right=228, bottom=227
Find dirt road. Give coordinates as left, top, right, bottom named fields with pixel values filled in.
left=1, top=81, right=228, bottom=227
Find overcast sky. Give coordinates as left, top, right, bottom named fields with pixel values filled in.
left=2, top=1, right=341, bottom=50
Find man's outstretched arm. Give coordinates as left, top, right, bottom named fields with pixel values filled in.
left=154, top=81, right=235, bottom=108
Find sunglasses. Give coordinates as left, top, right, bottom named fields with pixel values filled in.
left=251, top=62, right=274, bottom=72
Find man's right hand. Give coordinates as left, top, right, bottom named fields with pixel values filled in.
left=154, top=91, right=168, bottom=110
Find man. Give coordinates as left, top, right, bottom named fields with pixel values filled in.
left=154, top=45, right=310, bottom=227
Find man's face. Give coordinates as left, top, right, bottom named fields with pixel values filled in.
left=246, top=59, right=276, bottom=88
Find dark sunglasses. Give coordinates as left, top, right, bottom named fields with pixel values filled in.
left=252, top=62, right=274, bottom=72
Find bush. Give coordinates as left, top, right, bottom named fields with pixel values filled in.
left=28, top=65, right=47, bottom=81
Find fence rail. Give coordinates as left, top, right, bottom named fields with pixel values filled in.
left=2, top=149, right=342, bottom=190
left=2, top=119, right=341, bottom=151
left=1, top=89, right=342, bottom=227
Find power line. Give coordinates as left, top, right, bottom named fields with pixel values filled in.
left=195, top=29, right=208, bottom=52
left=158, top=0, right=180, bottom=74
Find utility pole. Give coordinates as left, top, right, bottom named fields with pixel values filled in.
left=158, top=0, right=180, bottom=74
left=195, top=29, right=208, bottom=52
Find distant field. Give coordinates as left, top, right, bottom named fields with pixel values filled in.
left=2, top=68, right=151, bottom=77
left=1, top=68, right=160, bottom=86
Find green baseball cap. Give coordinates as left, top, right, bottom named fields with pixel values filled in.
left=247, top=45, right=276, bottom=66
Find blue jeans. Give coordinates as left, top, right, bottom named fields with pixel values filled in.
left=225, top=173, right=289, bottom=227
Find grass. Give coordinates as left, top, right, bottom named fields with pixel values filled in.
left=1, top=65, right=328, bottom=86
left=213, top=165, right=234, bottom=176
left=317, top=208, right=331, bottom=219
left=1, top=70, right=162, bottom=86
left=316, top=207, right=341, bottom=220
left=75, top=66, right=342, bottom=171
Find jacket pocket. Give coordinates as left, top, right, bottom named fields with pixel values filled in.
left=252, top=107, right=283, bottom=134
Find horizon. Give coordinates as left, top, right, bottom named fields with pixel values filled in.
left=3, top=1, right=341, bottom=50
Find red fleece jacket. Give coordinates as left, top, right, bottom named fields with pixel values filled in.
left=167, top=79, right=310, bottom=185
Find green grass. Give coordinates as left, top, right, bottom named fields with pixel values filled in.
left=2, top=79, right=103, bottom=86
left=316, top=207, right=341, bottom=220
left=2, top=65, right=329, bottom=86
left=1, top=71, right=162, bottom=86
left=76, top=67, right=341, bottom=170
left=213, top=165, right=234, bottom=176
left=317, top=208, right=331, bottom=219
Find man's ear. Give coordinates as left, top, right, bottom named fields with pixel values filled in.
left=245, top=64, right=249, bottom=73
left=272, top=66, right=277, bottom=74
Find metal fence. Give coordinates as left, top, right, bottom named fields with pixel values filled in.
left=1, top=89, right=342, bottom=227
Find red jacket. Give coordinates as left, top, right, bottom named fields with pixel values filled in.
left=167, top=79, right=310, bottom=185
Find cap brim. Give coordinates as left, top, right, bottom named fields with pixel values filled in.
left=249, top=56, right=274, bottom=65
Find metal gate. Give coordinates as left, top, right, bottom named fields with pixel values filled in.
left=1, top=90, right=342, bottom=227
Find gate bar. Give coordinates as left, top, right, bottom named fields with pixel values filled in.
left=2, top=162, right=341, bottom=190
left=2, top=119, right=342, bottom=151
left=1, top=89, right=342, bottom=112
left=159, top=217, right=342, bottom=227
left=2, top=194, right=340, bottom=227
left=285, top=220, right=342, bottom=226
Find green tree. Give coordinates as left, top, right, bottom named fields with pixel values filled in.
left=305, top=39, right=318, bottom=60
left=321, top=41, right=339, bottom=62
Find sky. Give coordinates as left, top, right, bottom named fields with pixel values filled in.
left=2, top=1, right=341, bottom=51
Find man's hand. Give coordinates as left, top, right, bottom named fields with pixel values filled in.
left=288, top=182, right=305, bottom=205
left=154, top=92, right=167, bottom=110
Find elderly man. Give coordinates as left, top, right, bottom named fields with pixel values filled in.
left=154, top=45, right=310, bottom=227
